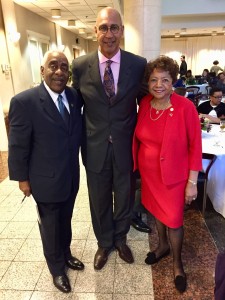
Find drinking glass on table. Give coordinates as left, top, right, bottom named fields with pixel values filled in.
left=220, top=118, right=225, bottom=132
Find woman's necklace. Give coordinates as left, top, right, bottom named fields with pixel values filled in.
left=149, top=98, right=171, bottom=121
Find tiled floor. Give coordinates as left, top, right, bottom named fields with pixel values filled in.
left=0, top=153, right=224, bottom=299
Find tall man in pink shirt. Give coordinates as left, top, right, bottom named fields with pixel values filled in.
left=72, top=7, right=147, bottom=270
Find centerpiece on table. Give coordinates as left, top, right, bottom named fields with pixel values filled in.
left=200, top=116, right=212, bottom=132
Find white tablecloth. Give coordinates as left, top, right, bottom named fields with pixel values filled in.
left=202, top=125, right=225, bottom=217
left=186, top=84, right=208, bottom=94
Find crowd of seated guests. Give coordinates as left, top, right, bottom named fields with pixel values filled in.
left=173, top=68, right=224, bottom=90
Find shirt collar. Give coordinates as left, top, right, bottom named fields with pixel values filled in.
left=98, top=49, right=121, bottom=65
left=43, top=81, right=66, bottom=104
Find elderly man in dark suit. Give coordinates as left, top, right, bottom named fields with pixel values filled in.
left=8, top=50, right=84, bottom=293
left=72, top=7, right=149, bottom=270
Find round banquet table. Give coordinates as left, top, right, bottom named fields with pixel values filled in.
left=202, top=124, right=225, bottom=218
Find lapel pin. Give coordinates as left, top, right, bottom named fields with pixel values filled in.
left=70, top=103, right=74, bottom=107
left=170, top=107, right=174, bottom=111
left=169, top=113, right=173, bottom=117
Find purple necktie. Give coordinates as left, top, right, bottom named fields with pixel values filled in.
left=103, top=60, right=115, bottom=98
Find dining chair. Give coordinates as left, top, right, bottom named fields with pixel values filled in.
left=186, top=86, right=200, bottom=95
left=205, top=86, right=211, bottom=95
left=198, top=153, right=217, bottom=216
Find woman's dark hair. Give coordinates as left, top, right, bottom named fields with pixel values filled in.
left=186, top=69, right=192, bottom=76
left=145, top=55, right=179, bottom=84
left=202, top=68, right=209, bottom=74
left=213, top=60, right=219, bottom=65
left=209, top=86, right=222, bottom=96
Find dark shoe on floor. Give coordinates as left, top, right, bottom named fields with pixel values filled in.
left=131, top=216, right=151, bottom=233
left=174, top=274, right=187, bottom=293
left=115, top=243, right=134, bottom=263
left=66, top=256, right=84, bottom=271
left=145, top=248, right=170, bottom=265
left=53, top=274, right=71, bottom=293
left=94, top=247, right=112, bottom=270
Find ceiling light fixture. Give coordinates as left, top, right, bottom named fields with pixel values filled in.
left=68, top=20, right=76, bottom=26
left=97, top=5, right=107, bottom=12
left=222, top=26, right=225, bottom=32
left=212, top=31, right=217, bottom=36
left=180, top=28, right=187, bottom=35
left=51, top=9, right=61, bottom=19
left=175, top=33, right=180, bottom=38
left=79, top=28, right=85, bottom=34
left=86, top=33, right=93, bottom=39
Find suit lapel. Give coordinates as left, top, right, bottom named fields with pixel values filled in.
left=39, top=83, right=69, bottom=130
left=88, top=52, right=111, bottom=103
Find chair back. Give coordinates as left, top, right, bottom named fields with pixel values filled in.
left=205, top=86, right=211, bottom=95
left=186, top=86, right=200, bottom=95
left=200, top=152, right=217, bottom=216
left=202, top=153, right=217, bottom=177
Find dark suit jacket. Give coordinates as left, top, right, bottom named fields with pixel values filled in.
left=72, top=50, right=147, bottom=173
left=8, top=83, right=82, bottom=203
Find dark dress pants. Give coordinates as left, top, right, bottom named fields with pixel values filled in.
left=37, top=190, right=77, bottom=276
left=86, top=143, right=135, bottom=248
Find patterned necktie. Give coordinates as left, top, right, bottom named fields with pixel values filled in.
left=103, top=60, right=115, bottom=98
left=57, top=94, right=70, bottom=126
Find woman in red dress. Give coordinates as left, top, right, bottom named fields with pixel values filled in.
left=133, top=56, right=202, bottom=293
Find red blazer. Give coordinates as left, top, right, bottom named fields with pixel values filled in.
left=132, top=93, right=202, bottom=185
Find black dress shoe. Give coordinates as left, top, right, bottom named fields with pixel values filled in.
left=174, top=274, right=187, bottom=293
left=66, top=256, right=84, bottom=271
left=145, top=248, right=170, bottom=265
left=53, top=274, right=71, bottom=293
left=94, top=247, right=112, bottom=270
left=131, top=216, right=151, bottom=233
left=115, top=243, right=134, bottom=263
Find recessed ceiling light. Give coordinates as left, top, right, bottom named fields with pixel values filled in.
left=79, top=28, right=85, bottom=34
left=51, top=9, right=61, bottom=19
left=68, top=20, right=76, bottom=26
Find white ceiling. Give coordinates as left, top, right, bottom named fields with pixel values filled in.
left=13, top=0, right=225, bottom=39
left=13, top=0, right=122, bottom=39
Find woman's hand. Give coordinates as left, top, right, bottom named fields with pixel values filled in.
left=185, top=181, right=197, bottom=205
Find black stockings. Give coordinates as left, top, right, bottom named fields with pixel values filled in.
left=155, top=218, right=185, bottom=277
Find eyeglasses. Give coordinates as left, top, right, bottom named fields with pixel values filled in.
left=212, top=96, right=222, bottom=99
left=98, top=24, right=121, bottom=34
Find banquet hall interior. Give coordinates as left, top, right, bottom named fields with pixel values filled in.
left=1, top=0, right=225, bottom=299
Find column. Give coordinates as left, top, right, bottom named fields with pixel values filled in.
left=1, top=0, right=23, bottom=95
left=123, top=0, right=162, bottom=61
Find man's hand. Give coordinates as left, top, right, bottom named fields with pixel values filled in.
left=19, top=181, right=31, bottom=197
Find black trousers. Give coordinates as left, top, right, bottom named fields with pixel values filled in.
left=86, top=144, right=135, bottom=248
left=37, top=190, right=77, bottom=276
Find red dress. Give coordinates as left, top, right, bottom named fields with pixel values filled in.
left=136, top=105, right=186, bottom=228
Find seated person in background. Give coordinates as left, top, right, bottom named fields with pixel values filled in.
left=199, top=107, right=225, bottom=124
left=197, top=87, right=225, bottom=122
left=201, top=69, right=210, bottom=83
left=173, top=76, right=186, bottom=88
left=208, top=71, right=218, bottom=87
left=210, top=60, right=223, bottom=76
left=174, top=87, right=187, bottom=97
left=185, top=70, right=196, bottom=85
left=216, top=72, right=225, bottom=94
